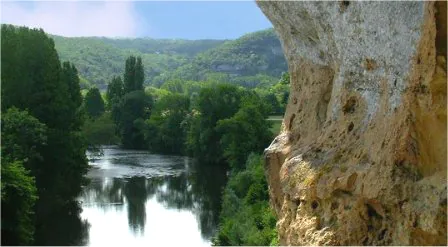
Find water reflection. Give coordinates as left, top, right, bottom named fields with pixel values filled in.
left=79, top=146, right=228, bottom=246
left=34, top=200, right=90, bottom=246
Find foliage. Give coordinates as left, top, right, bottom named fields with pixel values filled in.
left=1, top=160, right=38, bottom=245
left=1, top=24, right=88, bottom=244
left=254, top=71, right=290, bottom=115
left=118, top=90, right=153, bottom=149
left=216, top=92, right=273, bottom=170
left=106, top=76, right=124, bottom=109
left=1, top=108, right=45, bottom=245
left=99, top=37, right=226, bottom=57
left=1, top=107, right=48, bottom=167
left=51, top=28, right=286, bottom=89
left=81, top=112, right=120, bottom=146
left=124, top=56, right=144, bottom=93
left=84, top=87, right=105, bottom=119
left=213, top=154, right=278, bottom=246
left=144, top=93, right=190, bottom=154
left=185, top=84, right=242, bottom=164
left=106, top=56, right=153, bottom=149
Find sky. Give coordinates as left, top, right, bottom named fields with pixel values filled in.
left=1, top=1, right=273, bottom=40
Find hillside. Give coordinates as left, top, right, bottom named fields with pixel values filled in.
left=52, top=28, right=287, bottom=90
left=153, top=28, right=287, bottom=87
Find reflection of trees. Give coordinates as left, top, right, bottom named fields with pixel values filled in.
left=154, top=162, right=229, bottom=240
left=188, top=163, right=228, bottom=239
left=78, top=160, right=228, bottom=241
left=156, top=174, right=194, bottom=209
left=81, top=178, right=125, bottom=206
left=80, top=176, right=164, bottom=235
left=124, top=177, right=148, bottom=235
left=34, top=199, right=90, bottom=246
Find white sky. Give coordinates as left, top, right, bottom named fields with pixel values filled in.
left=1, top=1, right=142, bottom=37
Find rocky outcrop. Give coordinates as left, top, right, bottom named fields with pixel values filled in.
left=257, top=1, right=447, bottom=245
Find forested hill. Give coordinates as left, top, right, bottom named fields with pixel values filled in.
left=51, top=28, right=287, bottom=90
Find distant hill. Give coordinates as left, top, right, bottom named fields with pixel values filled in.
left=51, top=28, right=287, bottom=90
left=157, top=28, right=287, bottom=87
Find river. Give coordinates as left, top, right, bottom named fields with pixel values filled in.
left=68, top=146, right=227, bottom=246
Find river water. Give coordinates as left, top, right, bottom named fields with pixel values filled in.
left=76, top=146, right=227, bottom=246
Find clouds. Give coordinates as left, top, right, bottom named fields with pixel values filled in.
left=1, top=1, right=143, bottom=37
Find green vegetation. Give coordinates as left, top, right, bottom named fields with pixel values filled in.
left=51, top=28, right=286, bottom=90
left=84, top=87, right=105, bottom=119
left=1, top=24, right=88, bottom=245
left=101, top=56, right=153, bottom=149
left=2, top=24, right=288, bottom=246
left=1, top=108, right=43, bottom=245
left=214, top=154, right=278, bottom=246
left=144, top=93, right=190, bottom=154
left=137, top=82, right=280, bottom=245
left=81, top=112, right=120, bottom=146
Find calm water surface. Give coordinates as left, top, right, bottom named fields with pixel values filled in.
left=78, top=146, right=227, bottom=246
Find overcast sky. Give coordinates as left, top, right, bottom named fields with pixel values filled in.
left=1, top=1, right=273, bottom=39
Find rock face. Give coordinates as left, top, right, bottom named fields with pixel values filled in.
left=257, top=1, right=447, bottom=245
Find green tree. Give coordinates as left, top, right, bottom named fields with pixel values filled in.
left=145, top=93, right=190, bottom=154
left=1, top=108, right=45, bottom=245
left=84, top=87, right=105, bottom=119
left=186, top=84, right=242, bottom=164
left=81, top=112, right=120, bottom=146
left=124, top=56, right=144, bottom=93
left=160, top=79, right=185, bottom=94
left=1, top=161, right=38, bottom=245
left=262, top=93, right=281, bottom=115
left=106, top=76, right=124, bottom=134
left=214, top=154, right=277, bottom=246
left=119, top=90, right=153, bottom=149
left=1, top=24, right=88, bottom=244
left=113, top=56, right=152, bottom=149
left=124, top=56, right=136, bottom=93
left=135, top=57, right=144, bottom=91
left=106, top=76, right=124, bottom=108
left=279, top=72, right=290, bottom=85
left=216, top=92, right=272, bottom=170
left=61, top=61, right=84, bottom=130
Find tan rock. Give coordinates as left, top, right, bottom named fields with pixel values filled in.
left=258, top=1, right=447, bottom=245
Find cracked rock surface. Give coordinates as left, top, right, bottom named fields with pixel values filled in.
left=257, top=1, right=447, bottom=245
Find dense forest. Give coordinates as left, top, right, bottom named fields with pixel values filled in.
left=1, top=24, right=288, bottom=246
left=1, top=24, right=89, bottom=245
left=52, top=28, right=287, bottom=90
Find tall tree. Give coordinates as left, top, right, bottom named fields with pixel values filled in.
left=135, top=56, right=144, bottom=91
left=124, top=56, right=136, bottom=93
left=84, top=87, right=105, bottom=119
left=119, top=90, right=152, bottom=149
left=186, top=84, right=242, bottom=164
left=1, top=24, right=88, bottom=244
left=1, top=108, right=45, bottom=245
left=106, top=76, right=124, bottom=108
left=145, top=93, right=190, bottom=154
left=124, top=56, right=144, bottom=93
left=115, top=55, right=151, bottom=149
left=61, top=61, right=84, bottom=130
left=216, top=92, right=272, bottom=170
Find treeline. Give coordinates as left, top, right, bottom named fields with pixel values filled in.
left=0, top=24, right=287, bottom=246
left=1, top=25, right=88, bottom=245
left=81, top=54, right=288, bottom=245
left=52, top=28, right=287, bottom=90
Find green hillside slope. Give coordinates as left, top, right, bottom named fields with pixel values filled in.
left=52, top=28, right=287, bottom=90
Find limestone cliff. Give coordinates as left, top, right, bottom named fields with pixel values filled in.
left=257, top=1, right=447, bottom=245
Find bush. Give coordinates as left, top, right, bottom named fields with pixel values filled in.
left=214, top=154, right=278, bottom=246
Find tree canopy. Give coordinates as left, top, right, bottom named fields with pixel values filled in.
left=1, top=24, right=88, bottom=245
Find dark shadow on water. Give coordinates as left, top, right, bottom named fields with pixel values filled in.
left=34, top=148, right=229, bottom=245
left=34, top=200, right=90, bottom=246
left=79, top=159, right=228, bottom=241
